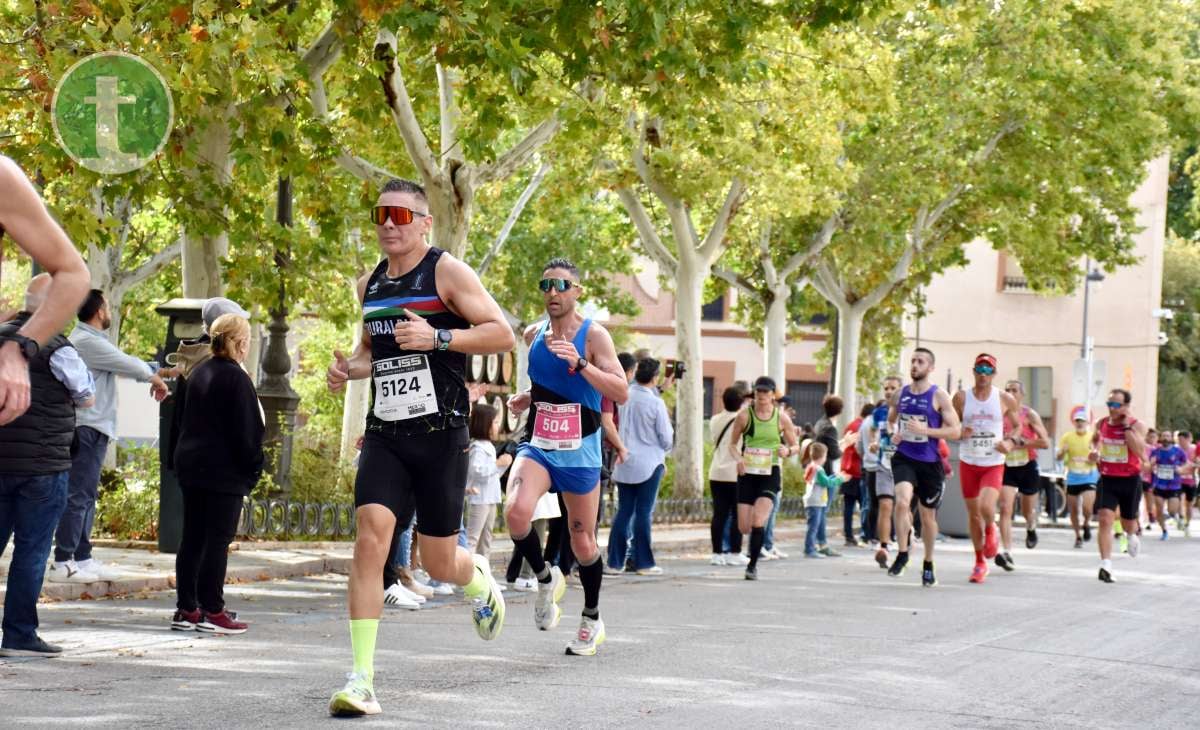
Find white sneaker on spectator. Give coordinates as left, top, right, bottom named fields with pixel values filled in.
left=394, top=582, right=426, bottom=604
left=601, top=564, right=625, bottom=576
left=635, top=566, right=664, bottom=576
left=46, top=560, right=98, bottom=584
left=726, top=552, right=750, bottom=566
left=759, top=548, right=778, bottom=562
left=402, top=576, right=435, bottom=599
left=383, top=583, right=420, bottom=610
left=75, top=558, right=122, bottom=581
left=508, top=577, right=538, bottom=592
left=709, top=553, right=726, bottom=566
left=768, top=547, right=788, bottom=560
left=430, top=581, right=455, bottom=596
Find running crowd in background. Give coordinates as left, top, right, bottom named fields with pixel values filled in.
left=3, top=167, right=1194, bottom=720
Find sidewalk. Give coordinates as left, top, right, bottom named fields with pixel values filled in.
left=1, top=522, right=808, bottom=602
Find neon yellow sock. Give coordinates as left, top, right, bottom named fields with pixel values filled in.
left=1113, top=520, right=1124, bottom=536
left=349, top=619, right=378, bottom=684
left=463, top=559, right=488, bottom=599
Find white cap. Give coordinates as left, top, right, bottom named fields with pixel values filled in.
left=202, top=297, right=249, bottom=332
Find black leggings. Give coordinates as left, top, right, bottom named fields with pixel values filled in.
left=176, top=488, right=244, bottom=615
left=710, top=480, right=742, bottom=553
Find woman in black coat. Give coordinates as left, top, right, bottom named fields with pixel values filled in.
left=170, top=313, right=264, bottom=635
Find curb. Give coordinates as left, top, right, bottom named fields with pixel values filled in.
left=34, top=525, right=810, bottom=602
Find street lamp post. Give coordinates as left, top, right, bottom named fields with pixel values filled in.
left=1081, top=258, right=1106, bottom=411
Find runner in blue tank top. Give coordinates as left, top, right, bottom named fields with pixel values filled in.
left=886, top=347, right=961, bottom=586
left=506, top=258, right=629, bottom=657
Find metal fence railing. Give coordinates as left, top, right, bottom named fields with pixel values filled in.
left=237, top=493, right=822, bottom=540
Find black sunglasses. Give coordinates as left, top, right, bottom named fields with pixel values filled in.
left=371, top=205, right=429, bottom=226
left=539, top=277, right=578, bottom=293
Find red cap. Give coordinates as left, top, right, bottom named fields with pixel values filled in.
left=974, top=353, right=997, bottom=369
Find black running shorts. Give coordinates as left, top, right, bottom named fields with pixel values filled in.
left=737, top=467, right=781, bottom=505
left=1154, top=487, right=1182, bottom=500
left=1097, top=474, right=1141, bottom=521
left=1003, top=461, right=1041, bottom=496
left=355, top=426, right=469, bottom=537
left=890, top=451, right=944, bottom=509
left=1066, top=482, right=1097, bottom=497
left=1183, top=485, right=1198, bottom=502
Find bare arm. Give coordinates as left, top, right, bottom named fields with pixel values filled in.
left=1126, top=420, right=1148, bottom=460
left=327, top=275, right=373, bottom=391
left=931, top=389, right=961, bottom=440
left=1024, top=408, right=1051, bottom=450
left=601, top=410, right=627, bottom=458
left=781, top=411, right=799, bottom=455
left=951, top=391, right=966, bottom=438
left=0, top=156, right=90, bottom=345
left=415, top=254, right=515, bottom=355
left=0, top=156, right=89, bottom=425
left=579, top=323, right=628, bottom=405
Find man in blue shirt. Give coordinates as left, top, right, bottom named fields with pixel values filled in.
left=606, top=358, right=674, bottom=575
left=49, top=290, right=168, bottom=584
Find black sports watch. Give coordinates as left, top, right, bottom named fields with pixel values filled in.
left=0, top=333, right=38, bottom=361
left=575, top=357, right=588, bottom=371
left=435, top=329, right=453, bottom=351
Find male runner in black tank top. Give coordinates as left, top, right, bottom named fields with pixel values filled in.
left=324, top=179, right=515, bottom=717
left=0, top=155, right=91, bottom=427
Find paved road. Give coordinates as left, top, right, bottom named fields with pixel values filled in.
left=2, top=528, right=1197, bottom=728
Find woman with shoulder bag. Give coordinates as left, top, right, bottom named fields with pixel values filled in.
left=170, top=313, right=264, bottom=635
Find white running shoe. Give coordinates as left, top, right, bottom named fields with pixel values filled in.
left=768, top=547, right=788, bottom=560
left=46, top=560, right=99, bottom=584
left=328, top=672, right=381, bottom=717
left=726, top=552, right=750, bottom=566
left=759, top=548, right=777, bottom=562
left=534, top=566, right=566, bottom=631
left=710, top=553, right=726, bottom=566
left=1128, top=533, right=1141, bottom=558
left=508, top=577, right=537, bottom=592
left=565, top=615, right=606, bottom=656
left=430, top=581, right=454, bottom=596
left=635, top=566, right=663, bottom=576
left=383, top=583, right=420, bottom=610
left=75, top=558, right=122, bottom=581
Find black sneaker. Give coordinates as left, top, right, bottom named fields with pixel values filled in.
left=1025, top=530, right=1038, bottom=549
left=995, top=552, right=1015, bottom=572
left=1098, top=567, right=1114, bottom=583
left=1083, top=524, right=1092, bottom=542
left=744, top=567, right=758, bottom=581
left=1073, top=537, right=1083, bottom=549
left=921, top=562, right=936, bottom=587
left=887, top=552, right=909, bottom=577
left=0, top=635, right=63, bottom=657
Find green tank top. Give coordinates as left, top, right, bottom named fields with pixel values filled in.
left=742, top=407, right=781, bottom=473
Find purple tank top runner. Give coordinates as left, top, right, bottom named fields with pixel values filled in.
left=896, top=384, right=942, bottom=463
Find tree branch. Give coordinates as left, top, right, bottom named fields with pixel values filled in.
left=302, top=21, right=400, bottom=185
left=437, top=64, right=464, bottom=165
left=476, top=162, right=549, bottom=277
left=858, top=239, right=918, bottom=313
left=757, top=221, right=778, bottom=288
left=779, top=210, right=841, bottom=280
left=697, top=178, right=746, bottom=264
left=375, top=28, right=444, bottom=187
left=474, top=118, right=560, bottom=187
left=809, top=259, right=846, bottom=306
left=614, top=186, right=678, bottom=273
left=711, top=266, right=762, bottom=302
left=113, top=237, right=184, bottom=289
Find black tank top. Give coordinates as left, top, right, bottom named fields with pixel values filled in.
left=362, top=247, right=469, bottom=435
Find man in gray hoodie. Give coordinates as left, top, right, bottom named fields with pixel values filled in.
left=48, top=290, right=170, bottom=584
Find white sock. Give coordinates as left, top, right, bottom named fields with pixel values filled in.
left=1100, top=559, right=1112, bottom=570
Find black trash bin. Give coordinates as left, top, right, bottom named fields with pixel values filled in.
left=154, top=298, right=207, bottom=553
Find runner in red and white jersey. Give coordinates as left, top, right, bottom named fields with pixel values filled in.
left=1090, top=388, right=1149, bottom=583
left=951, top=354, right=1022, bottom=584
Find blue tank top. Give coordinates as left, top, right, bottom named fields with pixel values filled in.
left=522, top=319, right=602, bottom=470
left=896, top=384, right=942, bottom=463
